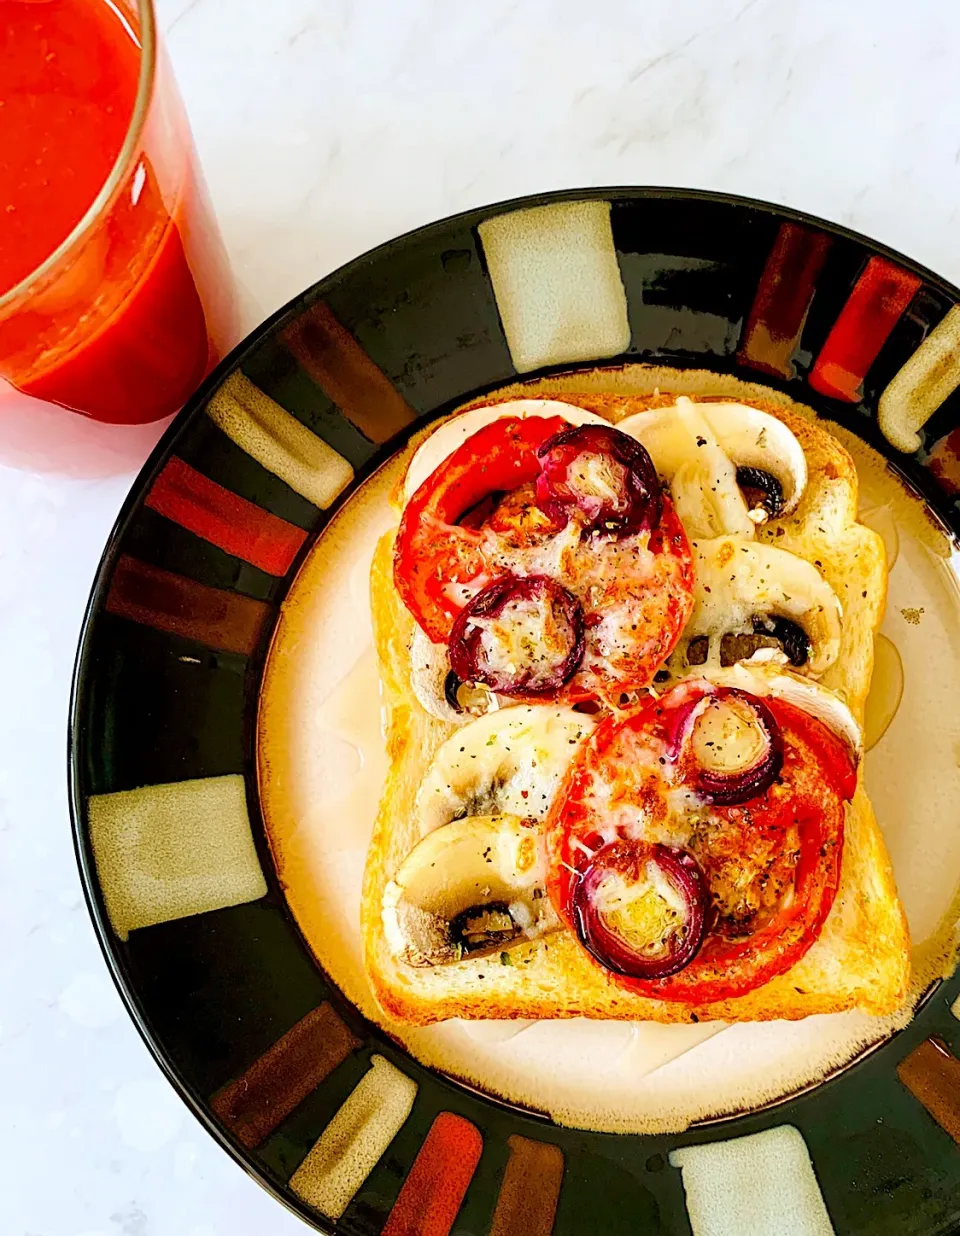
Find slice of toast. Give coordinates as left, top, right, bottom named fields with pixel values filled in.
left=361, top=365, right=910, bottom=1025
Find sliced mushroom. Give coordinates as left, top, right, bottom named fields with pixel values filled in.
left=616, top=399, right=753, bottom=539
left=699, top=662, right=862, bottom=762
left=670, top=457, right=755, bottom=541
left=699, top=401, right=807, bottom=516
left=617, top=397, right=808, bottom=527
left=416, top=703, right=597, bottom=835
left=382, top=813, right=559, bottom=966
left=720, top=617, right=810, bottom=668
left=402, top=399, right=610, bottom=505
left=735, top=467, right=784, bottom=519
left=678, top=537, right=842, bottom=678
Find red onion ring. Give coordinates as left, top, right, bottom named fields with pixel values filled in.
left=535, top=424, right=662, bottom=537
left=572, top=841, right=707, bottom=979
left=663, top=681, right=717, bottom=761
left=670, top=686, right=783, bottom=806
left=448, top=573, right=585, bottom=696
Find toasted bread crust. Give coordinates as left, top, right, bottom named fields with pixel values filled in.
left=362, top=368, right=910, bottom=1026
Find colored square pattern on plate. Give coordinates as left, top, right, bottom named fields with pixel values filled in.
left=70, top=188, right=960, bottom=1236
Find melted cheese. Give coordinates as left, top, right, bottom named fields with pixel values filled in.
left=485, top=517, right=580, bottom=583
left=417, top=704, right=595, bottom=834
left=671, top=401, right=755, bottom=539
left=469, top=593, right=573, bottom=682
left=564, top=450, right=629, bottom=509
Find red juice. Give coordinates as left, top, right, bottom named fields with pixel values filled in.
left=0, top=0, right=234, bottom=424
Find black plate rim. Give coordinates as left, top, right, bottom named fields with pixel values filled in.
left=67, top=184, right=960, bottom=1233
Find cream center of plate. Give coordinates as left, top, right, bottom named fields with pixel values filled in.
left=258, top=401, right=960, bottom=1134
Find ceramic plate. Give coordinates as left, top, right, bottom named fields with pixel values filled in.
left=71, top=188, right=960, bottom=1235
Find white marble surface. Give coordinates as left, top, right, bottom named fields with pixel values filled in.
left=3, top=0, right=960, bottom=1231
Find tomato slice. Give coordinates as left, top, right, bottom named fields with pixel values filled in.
left=546, top=682, right=856, bottom=1003
left=395, top=416, right=564, bottom=642
left=393, top=415, right=695, bottom=701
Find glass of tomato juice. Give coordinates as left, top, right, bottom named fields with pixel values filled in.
left=0, top=0, right=236, bottom=432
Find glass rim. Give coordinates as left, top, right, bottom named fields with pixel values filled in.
left=0, top=0, right=157, bottom=315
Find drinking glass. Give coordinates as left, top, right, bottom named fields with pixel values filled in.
left=0, top=0, right=237, bottom=466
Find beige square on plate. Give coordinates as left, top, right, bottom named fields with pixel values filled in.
left=207, top=371, right=354, bottom=508
left=670, top=1125, right=834, bottom=1236
left=290, top=1054, right=417, bottom=1218
left=479, top=199, right=631, bottom=372
left=88, top=773, right=267, bottom=939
